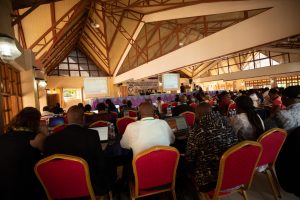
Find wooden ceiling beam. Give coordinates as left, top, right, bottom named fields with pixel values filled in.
left=29, top=0, right=84, bottom=50
left=109, top=10, right=125, bottom=50
left=50, top=2, right=57, bottom=40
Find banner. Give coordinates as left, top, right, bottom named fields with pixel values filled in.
left=127, top=79, right=159, bottom=95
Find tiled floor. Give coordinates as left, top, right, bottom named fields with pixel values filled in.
left=112, top=172, right=300, bottom=200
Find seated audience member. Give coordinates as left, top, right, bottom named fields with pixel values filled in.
left=120, top=102, right=175, bottom=156
left=274, top=86, right=300, bottom=133
left=91, top=103, right=116, bottom=126
left=84, top=104, right=92, bottom=113
left=218, top=91, right=232, bottom=115
left=78, top=103, right=84, bottom=110
left=105, top=99, right=118, bottom=113
left=185, top=110, right=238, bottom=192
left=52, top=103, right=64, bottom=114
left=0, top=107, right=46, bottom=199
left=172, top=95, right=194, bottom=116
left=230, top=96, right=265, bottom=141
left=268, top=88, right=285, bottom=114
left=156, top=96, right=164, bottom=114
left=42, top=105, right=54, bottom=117
left=249, top=89, right=260, bottom=108
left=195, top=102, right=211, bottom=120
left=275, top=126, right=300, bottom=197
left=44, top=105, right=110, bottom=195
left=122, top=100, right=135, bottom=116
left=119, top=99, right=128, bottom=112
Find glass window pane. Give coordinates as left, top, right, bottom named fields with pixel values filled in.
left=90, top=71, right=99, bottom=77
left=59, top=70, right=69, bottom=76
left=80, top=71, right=89, bottom=77
left=68, top=57, right=78, bottom=63
left=69, top=64, right=78, bottom=70
left=79, top=64, right=89, bottom=70
left=70, top=71, right=80, bottom=77
left=79, top=57, right=87, bottom=63
left=59, top=63, right=68, bottom=70
left=89, top=65, right=98, bottom=70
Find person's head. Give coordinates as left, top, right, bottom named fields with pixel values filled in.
left=77, top=103, right=84, bottom=108
left=55, top=103, right=60, bottom=108
left=43, top=106, right=50, bottom=112
left=105, top=99, right=116, bottom=111
left=175, top=95, right=180, bottom=102
left=122, top=99, right=127, bottom=105
left=269, top=88, right=280, bottom=100
left=96, top=103, right=106, bottom=112
left=139, top=102, right=154, bottom=119
left=235, top=95, right=264, bottom=137
left=235, top=95, right=254, bottom=114
left=197, top=102, right=211, bottom=118
left=127, top=100, right=132, bottom=108
left=9, top=107, right=41, bottom=133
left=157, top=97, right=161, bottom=101
left=179, top=95, right=187, bottom=103
left=67, top=105, right=84, bottom=125
left=84, top=104, right=92, bottom=112
left=282, top=86, right=300, bottom=107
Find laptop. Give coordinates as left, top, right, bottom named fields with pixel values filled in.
left=48, top=117, right=65, bottom=127
left=89, top=126, right=109, bottom=142
left=165, top=116, right=188, bottom=135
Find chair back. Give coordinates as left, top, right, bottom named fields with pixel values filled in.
left=180, top=111, right=195, bottom=127
left=257, top=128, right=287, bottom=167
left=214, top=141, right=262, bottom=198
left=132, top=146, right=179, bottom=197
left=52, top=124, right=67, bottom=134
left=190, top=102, right=197, bottom=109
left=35, top=154, right=95, bottom=200
left=128, top=110, right=138, bottom=118
left=89, top=120, right=110, bottom=128
left=111, top=111, right=118, bottom=118
left=117, top=117, right=136, bottom=135
left=161, top=103, right=169, bottom=113
left=171, top=102, right=177, bottom=107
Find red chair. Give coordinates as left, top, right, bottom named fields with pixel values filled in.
left=161, top=103, right=169, bottom=113
left=35, top=154, right=97, bottom=200
left=200, top=141, right=262, bottom=200
left=180, top=111, right=196, bottom=127
left=52, top=124, right=66, bottom=134
left=130, top=146, right=180, bottom=200
left=171, top=102, right=177, bottom=107
left=111, top=111, right=118, bottom=119
left=128, top=110, right=138, bottom=118
left=256, top=128, right=287, bottom=199
left=117, top=117, right=136, bottom=135
left=189, top=102, right=197, bottom=109
left=89, top=120, right=110, bottom=128
left=227, top=102, right=236, bottom=116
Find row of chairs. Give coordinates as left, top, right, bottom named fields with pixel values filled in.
left=34, top=128, right=286, bottom=200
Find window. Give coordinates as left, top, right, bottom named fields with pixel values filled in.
left=48, top=48, right=104, bottom=77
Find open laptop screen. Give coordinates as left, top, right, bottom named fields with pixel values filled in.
left=89, top=127, right=109, bottom=141
left=48, top=117, right=65, bottom=127
left=165, top=116, right=188, bottom=131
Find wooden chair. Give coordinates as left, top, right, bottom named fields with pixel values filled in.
left=89, top=120, right=110, bottom=128
left=200, top=141, right=263, bottom=200
left=130, top=146, right=180, bottom=200
left=117, top=117, right=136, bottom=135
left=180, top=111, right=195, bottom=127
left=35, top=154, right=97, bottom=200
left=256, top=128, right=287, bottom=200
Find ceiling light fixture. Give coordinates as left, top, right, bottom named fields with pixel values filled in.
left=0, top=33, right=21, bottom=62
left=91, top=22, right=100, bottom=28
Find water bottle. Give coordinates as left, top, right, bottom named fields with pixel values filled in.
left=109, top=123, right=115, bottom=140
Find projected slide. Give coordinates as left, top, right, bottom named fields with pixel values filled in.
left=84, top=77, right=108, bottom=98
left=162, top=73, right=179, bottom=91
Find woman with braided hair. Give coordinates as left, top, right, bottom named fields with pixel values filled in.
left=230, top=95, right=265, bottom=141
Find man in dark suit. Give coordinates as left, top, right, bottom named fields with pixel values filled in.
left=44, top=105, right=110, bottom=196
left=172, top=95, right=194, bottom=116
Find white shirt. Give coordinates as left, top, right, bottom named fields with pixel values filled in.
left=231, top=113, right=265, bottom=141
left=249, top=93, right=260, bottom=107
left=120, top=117, right=175, bottom=156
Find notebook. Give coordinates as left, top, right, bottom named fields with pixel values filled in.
left=89, top=127, right=109, bottom=141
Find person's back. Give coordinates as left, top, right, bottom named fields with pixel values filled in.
left=275, top=126, right=300, bottom=197
left=0, top=107, right=45, bottom=200
left=44, top=105, right=109, bottom=195
left=186, top=111, right=238, bottom=192
left=120, top=102, right=175, bottom=156
left=172, top=95, right=193, bottom=116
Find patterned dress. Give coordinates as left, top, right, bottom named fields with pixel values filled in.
left=185, top=111, right=238, bottom=191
